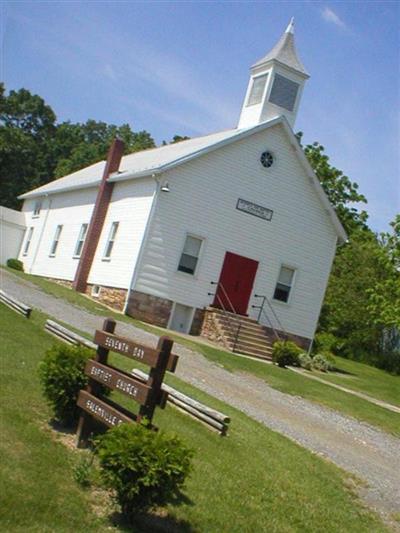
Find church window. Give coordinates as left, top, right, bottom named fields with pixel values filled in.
left=273, top=266, right=295, bottom=303
left=178, top=235, right=203, bottom=275
left=74, top=223, right=88, bottom=258
left=247, top=74, right=268, bottom=106
left=103, top=222, right=119, bottom=259
left=269, top=74, right=299, bottom=112
left=33, top=201, right=42, bottom=217
left=23, top=227, right=34, bottom=256
left=49, top=225, right=63, bottom=257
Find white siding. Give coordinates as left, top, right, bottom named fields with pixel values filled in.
left=87, top=179, right=156, bottom=289
left=0, top=207, right=26, bottom=264
left=19, top=179, right=155, bottom=290
left=134, top=123, right=337, bottom=340
left=19, top=189, right=97, bottom=279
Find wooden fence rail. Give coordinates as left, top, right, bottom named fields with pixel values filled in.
left=0, top=289, right=32, bottom=318
left=44, top=319, right=97, bottom=350
left=132, top=369, right=230, bottom=436
left=42, top=319, right=231, bottom=437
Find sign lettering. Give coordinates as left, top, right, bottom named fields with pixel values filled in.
left=94, top=330, right=178, bottom=371
left=236, top=198, right=273, bottom=221
left=77, top=390, right=133, bottom=428
left=85, top=360, right=152, bottom=405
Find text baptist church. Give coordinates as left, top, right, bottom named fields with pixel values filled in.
left=16, top=20, right=346, bottom=358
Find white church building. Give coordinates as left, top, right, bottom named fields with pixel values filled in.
left=16, top=20, right=346, bottom=357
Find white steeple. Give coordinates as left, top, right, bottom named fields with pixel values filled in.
left=238, top=19, right=309, bottom=129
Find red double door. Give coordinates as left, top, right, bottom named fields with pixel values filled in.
left=213, top=252, right=259, bottom=315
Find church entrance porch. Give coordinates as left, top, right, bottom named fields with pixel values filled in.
left=213, top=252, right=259, bottom=316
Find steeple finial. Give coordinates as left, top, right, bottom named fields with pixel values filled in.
left=285, top=17, right=295, bottom=34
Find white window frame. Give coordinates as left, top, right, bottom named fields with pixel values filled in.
left=22, top=227, right=34, bottom=256
left=246, top=74, right=269, bottom=107
left=102, top=221, right=119, bottom=261
left=32, top=200, right=42, bottom=218
left=177, top=233, right=204, bottom=277
left=273, top=265, right=296, bottom=305
left=73, top=223, right=88, bottom=258
left=91, top=285, right=101, bottom=298
left=49, top=225, right=63, bottom=257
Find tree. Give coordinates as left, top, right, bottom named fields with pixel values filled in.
left=0, top=84, right=57, bottom=208
left=162, top=134, right=190, bottom=146
left=54, top=121, right=155, bottom=177
left=0, top=85, right=156, bottom=206
left=298, top=135, right=369, bottom=235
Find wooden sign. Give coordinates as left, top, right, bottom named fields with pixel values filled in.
left=76, top=318, right=177, bottom=448
left=85, top=360, right=151, bottom=405
left=94, top=330, right=178, bottom=372
left=77, top=390, right=133, bottom=428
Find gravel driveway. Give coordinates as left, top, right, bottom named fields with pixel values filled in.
left=2, top=268, right=399, bottom=529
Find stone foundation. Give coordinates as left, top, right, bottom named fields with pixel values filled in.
left=189, top=308, right=206, bottom=336
left=47, top=278, right=127, bottom=312
left=86, top=285, right=127, bottom=312
left=199, top=309, right=231, bottom=349
left=263, top=326, right=312, bottom=351
left=126, top=290, right=174, bottom=328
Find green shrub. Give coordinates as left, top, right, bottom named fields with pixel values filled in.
left=7, top=258, right=24, bottom=271
left=73, top=453, right=94, bottom=488
left=311, top=354, right=330, bottom=372
left=95, top=423, right=193, bottom=518
left=298, top=352, right=313, bottom=370
left=272, top=340, right=302, bottom=368
left=38, top=344, right=94, bottom=426
left=313, top=332, right=342, bottom=355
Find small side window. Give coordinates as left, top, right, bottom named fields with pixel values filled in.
left=23, top=227, right=34, bottom=256
left=178, top=235, right=203, bottom=275
left=49, top=225, right=63, bottom=257
left=273, top=266, right=295, bottom=303
left=91, top=285, right=101, bottom=297
left=103, top=222, right=119, bottom=260
left=32, top=201, right=42, bottom=218
left=74, top=223, right=88, bottom=258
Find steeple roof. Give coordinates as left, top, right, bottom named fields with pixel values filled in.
left=253, top=18, right=309, bottom=77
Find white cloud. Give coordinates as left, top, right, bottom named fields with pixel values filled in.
left=321, top=7, right=346, bottom=29
left=103, top=64, right=118, bottom=82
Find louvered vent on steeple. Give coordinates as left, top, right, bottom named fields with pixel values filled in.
left=269, top=74, right=300, bottom=112
left=238, top=18, right=309, bottom=129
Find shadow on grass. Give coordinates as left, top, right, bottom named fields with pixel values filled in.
left=331, top=367, right=356, bottom=377
left=110, top=494, right=195, bottom=533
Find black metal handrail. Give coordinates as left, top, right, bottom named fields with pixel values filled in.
left=208, top=281, right=242, bottom=352
left=252, top=293, right=287, bottom=341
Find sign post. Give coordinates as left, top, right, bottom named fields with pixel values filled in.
left=76, top=319, right=177, bottom=448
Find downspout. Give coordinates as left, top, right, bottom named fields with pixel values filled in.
left=30, top=193, right=51, bottom=274
left=123, top=174, right=161, bottom=314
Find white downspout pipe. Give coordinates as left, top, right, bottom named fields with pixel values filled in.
left=30, top=194, right=51, bottom=274
left=123, top=175, right=162, bottom=314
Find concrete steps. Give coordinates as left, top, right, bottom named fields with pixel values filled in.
left=207, top=307, right=274, bottom=360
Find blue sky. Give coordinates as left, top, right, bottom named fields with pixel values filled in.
left=2, top=1, right=399, bottom=233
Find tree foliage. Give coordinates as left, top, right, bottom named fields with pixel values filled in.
left=299, top=135, right=369, bottom=235
left=301, top=135, right=399, bottom=373
left=0, top=85, right=155, bottom=208
left=0, top=83, right=57, bottom=208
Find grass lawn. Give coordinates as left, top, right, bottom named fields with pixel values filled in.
left=3, top=266, right=399, bottom=437
left=0, top=304, right=389, bottom=532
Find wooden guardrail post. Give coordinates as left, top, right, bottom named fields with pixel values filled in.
left=76, top=318, right=116, bottom=448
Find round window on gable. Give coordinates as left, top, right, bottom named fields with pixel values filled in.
left=260, top=151, right=274, bottom=169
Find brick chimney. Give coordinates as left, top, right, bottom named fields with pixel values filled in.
left=72, top=138, right=125, bottom=293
